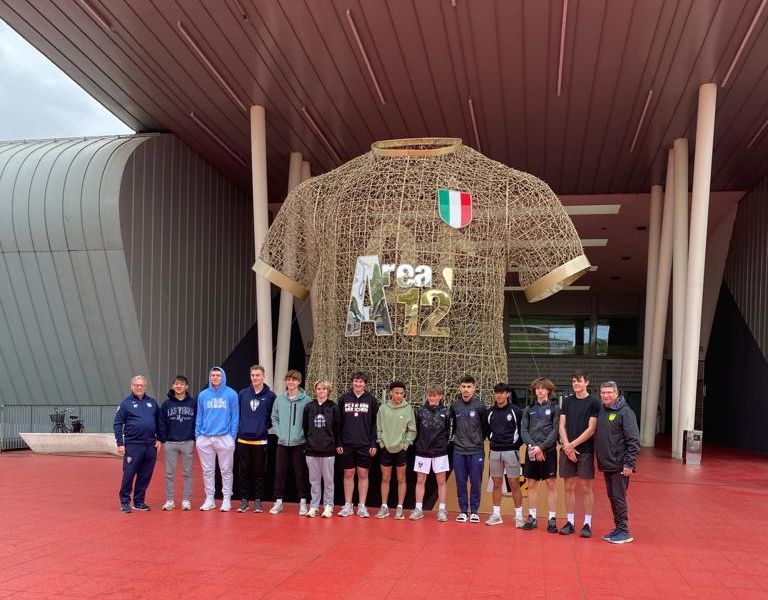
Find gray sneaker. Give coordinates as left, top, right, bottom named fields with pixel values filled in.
left=253, top=499, right=263, bottom=513
left=338, top=504, right=354, bottom=517
left=236, top=499, right=249, bottom=513
left=357, top=505, right=370, bottom=518
left=437, top=509, right=448, bottom=522
left=394, top=506, right=405, bottom=520
left=485, top=513, right=504, bottom=526
left=409, top=508, right=424, bottom=520
left=299, top=499, right=308, bottom=516
left=375, top=505, right=390, bottom=518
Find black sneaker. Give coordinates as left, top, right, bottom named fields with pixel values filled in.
left=559, top=522, right=575, bottom=535
left=580, top=524, right=593, bottom=538
left=602, top=528, right=618, bottom=541
left=120, top=503, right=131, bottom=514
left=522, top=516, right=537, bottom=530
left=237, top=499, right=249, bottom=513
left=253, top=499, right=263, bottom=513
left=547, top=517, right=558, bottom=533
left=132, top=502, right=151, bottom=511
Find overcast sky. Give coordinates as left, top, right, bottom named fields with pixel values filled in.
left=0, top=19, right=134, bottom=141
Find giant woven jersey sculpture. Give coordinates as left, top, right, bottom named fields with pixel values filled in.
left=256, top=139, right=590, bottom=402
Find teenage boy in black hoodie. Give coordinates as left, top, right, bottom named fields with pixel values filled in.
left=236, top=365, right=276, bottom=513
left=159, top=375, right=197, bottom=511
left=303, top=379, right=341, bottom=518
left=485, top=383, right=524, bottom=527
left=410, top=383, right=451, bottom=522
left=336, top=371, right=378, bottom=518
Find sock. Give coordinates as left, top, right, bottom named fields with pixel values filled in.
left=567, top=512, right=574, bottom=525
left=584, top=514, right=592, bottom=526
left=300, top=498, right=306, bottom=504
left=530, top=508, right=537, bottom=519
left=515, top=506, right=522, bottom=519
left=548, top=511, right=556, bottom=520
left=416, top=502, right=423, bottom=510
left=493, top=506, right=501, bottom=516
left=276, top=499, right=283, bottom=505
left=381, top=503, right=388, bottom=509
left=397, top=504, right=403, bottom=509
left=439, top=503, right=446, bottom=511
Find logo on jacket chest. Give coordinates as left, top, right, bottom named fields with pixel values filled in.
left=345, top=402, right=369, bottom=416
left=250, top=399, right=260, bottom=412
left=314, top=414, right=327, bottom=428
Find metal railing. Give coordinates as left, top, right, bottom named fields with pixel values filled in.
left=0, top=404, right=115, bottom=451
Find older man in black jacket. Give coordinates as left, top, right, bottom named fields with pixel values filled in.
left=595, top=381, right=640, bottom=544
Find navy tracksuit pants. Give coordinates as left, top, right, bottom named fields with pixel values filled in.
left=453, top=451, right=484, bottom=514
left=119, top=443, right=157, bottom=505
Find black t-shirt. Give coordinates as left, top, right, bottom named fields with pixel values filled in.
left=561, top=394, right=601, bottom=453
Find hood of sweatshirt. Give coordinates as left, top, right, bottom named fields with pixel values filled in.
left=603, top=395, right=626, bottom=412
left=283, top=387, right=310, bottom=403
left=386, top=399, right=410, bottom=410
left=207, top=366, right=228, bottom=391
left=165, top=390, right=193, bottom=401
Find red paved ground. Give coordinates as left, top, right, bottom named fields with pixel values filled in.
left=1, top=442, right=767, bottom=600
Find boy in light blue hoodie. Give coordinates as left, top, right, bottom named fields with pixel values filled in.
left=195, top=367, right=239, bottom=512
left=269, top=370, right=311, bottom=515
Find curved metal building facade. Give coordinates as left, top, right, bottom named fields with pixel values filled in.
left=0, top=134, right=255, bottom=406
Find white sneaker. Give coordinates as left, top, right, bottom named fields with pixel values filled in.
left=181, top=500, right=191, bottom=511
left=437, top=509, right=448, bottom=522
left=161, top=500, right=175, bottom=511
left=409, top=508, right=424, bottom=520
left=357, top=504, right=370, bottom=518
left=394, top=506, right=405, bottom=520
left=515, top=515, right=525, bottom=528
left=306, top=507, right=318, bottom=518
left=199, top=498, right=216, bottom=511
left=338, top=504, right=354, bottom=517
left=375, top=505, right=390, bottom=518
left=299, top=499, right=308, bottom=516
left=269, top=500, right=283, bottom=515
left=321, top=505, right=334, bottom=518
left=456, top=512, right=468, bottom=523
left=220, top=498, right=231, bottom=512
left=485, top=514, right=503, bottom=526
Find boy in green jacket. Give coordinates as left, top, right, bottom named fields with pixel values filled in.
left=269, top=370, right=311, bottom=515
left=375, top=381, right=417, bottom=519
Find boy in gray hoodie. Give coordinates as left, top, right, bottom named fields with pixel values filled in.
left=270, top=370, right=311, bottom=515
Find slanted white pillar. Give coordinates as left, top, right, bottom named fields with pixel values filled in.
left=640, top=185, right=663, bottom=437
left=671, top=137, right=689, bottom=458
left=250, top=105, right=274, bottom=386
left=273, top=152, right=304, bottom=395
left=676, top=83, right=717, bottom=460
left=294, top=161, right=315, bottom=357
left=642, top=150, right=675, bottom=447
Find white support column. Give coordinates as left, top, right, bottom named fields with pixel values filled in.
left=677, top=83, right=717, bottom=459
left=640, top=185, right=663, bottom=438
left=273, top=152, right=304, bottom=395
left=250, top=105, right=274, bottom=386
left=671, top=137, right=689, bottom=458
left=642, top=150, right=675, bottom=447
left=294, top=160, right=315, bottom=356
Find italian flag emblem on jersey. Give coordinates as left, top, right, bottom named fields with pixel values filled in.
left=437, top=189, right=472, bottom=228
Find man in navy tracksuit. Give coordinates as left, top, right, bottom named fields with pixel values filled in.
left=114, top=375, right=161, bottom=513
left=236, top=365, right=276, bottom=513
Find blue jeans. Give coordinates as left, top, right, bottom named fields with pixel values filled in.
left=453, top=451, right=484, bottom=513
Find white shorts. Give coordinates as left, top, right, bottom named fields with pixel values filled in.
left=414, top=454, right=449, bottom=474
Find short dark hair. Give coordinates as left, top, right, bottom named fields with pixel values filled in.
left=459, top=375, right=476, bottom=385
left=493, top=383, right=508, bottom=393
left=351, top=371, right=369, bottom=383
left=389, top=380, right=406, bottom=391
left=571, top=370, right=589, bottom=382
left=173, top=375, right=188, bottom=385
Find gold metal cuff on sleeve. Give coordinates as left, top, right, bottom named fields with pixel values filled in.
left=524, top=254, right=591, bottom=303
left=252, top=259, right=310, bottom=300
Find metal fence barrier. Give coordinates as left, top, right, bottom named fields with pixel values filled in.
left=0, top=404, right=116, bottom=451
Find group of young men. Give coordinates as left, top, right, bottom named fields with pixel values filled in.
left=114, top=367, right=640, bottom=544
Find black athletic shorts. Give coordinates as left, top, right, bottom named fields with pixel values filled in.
left=558, top=450, right=595, bottom=479
left=523, top=447, right=557, bottom=480
left=341, top=445, right=372, bottom=470
left=379, top=448, right=407, bottom=467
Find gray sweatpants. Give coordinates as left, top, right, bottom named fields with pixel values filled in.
left=305, top=456, right=335, bottom=508
left=164, top=440, right=195, bottom=502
